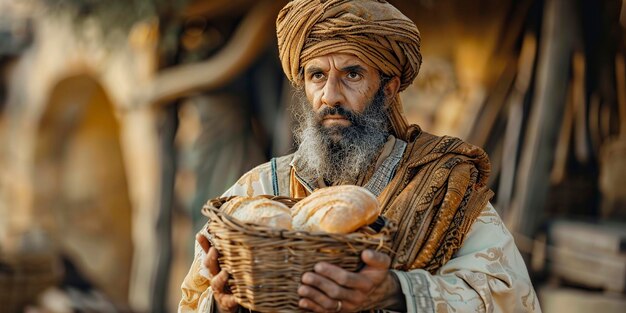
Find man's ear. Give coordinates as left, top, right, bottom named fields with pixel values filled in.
left=384, top=76, right=401, bottom=106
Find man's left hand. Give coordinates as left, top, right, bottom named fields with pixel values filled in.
left=298, top=249, right=405, bottom=312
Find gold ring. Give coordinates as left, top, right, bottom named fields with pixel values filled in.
left=334, top=300, right=342, bottom=312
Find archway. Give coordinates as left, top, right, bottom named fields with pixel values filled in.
left=34, top=74, right=133, bottom=304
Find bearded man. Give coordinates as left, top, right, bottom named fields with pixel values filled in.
left=179, top=0, right=541, bottom=312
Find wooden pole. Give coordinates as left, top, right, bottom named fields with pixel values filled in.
left=616, top=54, right=626, bottom=136
left=151, top=103, right=179, bottom=313
left=509, top=0, right=577, bottom=236
left=497, top=32, right=536, bottom=220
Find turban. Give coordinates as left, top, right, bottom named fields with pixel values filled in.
left=276, top=0, right=422, bottom=139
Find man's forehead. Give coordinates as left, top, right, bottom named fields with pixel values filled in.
left=303, top=53, right=374, bottom=71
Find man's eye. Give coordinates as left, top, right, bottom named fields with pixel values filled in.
left=311, top=73, right=324, bottom=80
left=347, top=72, right=361, bottom=80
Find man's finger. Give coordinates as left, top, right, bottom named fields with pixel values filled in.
left=298, top=298, right=327, bottom=313
left=313, top=262, right=369, bottom=289
left=196, top=233, right=211, bottom=253
left=211, top=270, right=239, bottom=313
left=207, top=247, right=221, bottom=276
left=298, top=283, right=342, bottom=311
left=211, top=270, right=230, bottom=294
left=216, top=294, right=239, bottom=313
left=361, top=250, right=391, bottom=269
left=301, top=271, right=355, bottom=300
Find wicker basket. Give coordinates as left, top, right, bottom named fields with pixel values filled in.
left=202, top=195, right=396, bottom=313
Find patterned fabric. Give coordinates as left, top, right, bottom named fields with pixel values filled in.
left=179, top=227, right=216, bottom=313
left=363, top=139, right=407, bottom=196
left=178, top=131, right=541, bottom=313
left=392, top=203, right=541, bottom=313
left=378, top=127, right=493, bottom=273
left=392, top=269, right=434, bottom=313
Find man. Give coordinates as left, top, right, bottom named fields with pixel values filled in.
left=180, top=0, right=541, bottom=312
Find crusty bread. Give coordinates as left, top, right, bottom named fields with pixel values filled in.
left=291, top=185, right=380, bottom=234
left=221, top=196, right=293, bottom=230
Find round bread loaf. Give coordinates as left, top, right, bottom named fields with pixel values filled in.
left=221, top=196, right=293, bottom=230
left=291, top=185, right=380, bottom=234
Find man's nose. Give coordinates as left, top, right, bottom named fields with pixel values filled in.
left=321, top=74, right=344, bottom=107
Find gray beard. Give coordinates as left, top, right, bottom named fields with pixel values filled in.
left=292, top=86, right=391, bottom=185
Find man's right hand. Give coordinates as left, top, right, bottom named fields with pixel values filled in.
left=196, top=233, right=239, bottom=313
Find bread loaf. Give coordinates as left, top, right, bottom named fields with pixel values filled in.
left=221, top=196, right=293, bottom=230
left=291, top=185, right=380, bottom=234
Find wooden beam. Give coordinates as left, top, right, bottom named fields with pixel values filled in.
left=151, top=103, right=179, bottom=313
left=497, top=33, right=537, bottom=220
left=140, top=0, right=287, bottom=107
left=182, top=0, right=255, bottom=19
left=509, top=0, right=578, bottom=236
left=616, top=53, right=626, bottom=136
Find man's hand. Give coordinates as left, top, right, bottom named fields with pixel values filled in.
left=196, top=233, right=239, bottom=313
left=298, top=249, right=406, bottom=312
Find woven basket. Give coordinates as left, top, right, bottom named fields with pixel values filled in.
left=202, top=195, right=396, bottom=313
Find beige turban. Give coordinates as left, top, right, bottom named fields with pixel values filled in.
left=276, top=0, right=422, bottom=139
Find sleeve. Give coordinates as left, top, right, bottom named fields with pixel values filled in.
left=221, top=162, right=275, bottom=197
left=178, top=228, right=217, bottom=313
left=390, top=203, right=542, bottom=313
left=178, top=164, right=275, bottom=312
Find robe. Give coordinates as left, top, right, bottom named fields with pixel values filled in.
left=179, top=128, right=541, bottom=313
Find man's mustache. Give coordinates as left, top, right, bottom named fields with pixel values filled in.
left=316, top=106, right=358, bottom=124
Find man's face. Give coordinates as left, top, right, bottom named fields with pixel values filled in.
left=303, top=53, right=383, bottom=136
left=293, top=53, right=398, bottom=183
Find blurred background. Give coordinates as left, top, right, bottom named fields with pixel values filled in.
left=0, top=0, right=625, bottom=312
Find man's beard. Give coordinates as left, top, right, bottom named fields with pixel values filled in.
left=292, top=85, right=391, bottom=185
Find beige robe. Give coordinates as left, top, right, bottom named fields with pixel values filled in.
left=179, top=139, right=541, bottom=313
